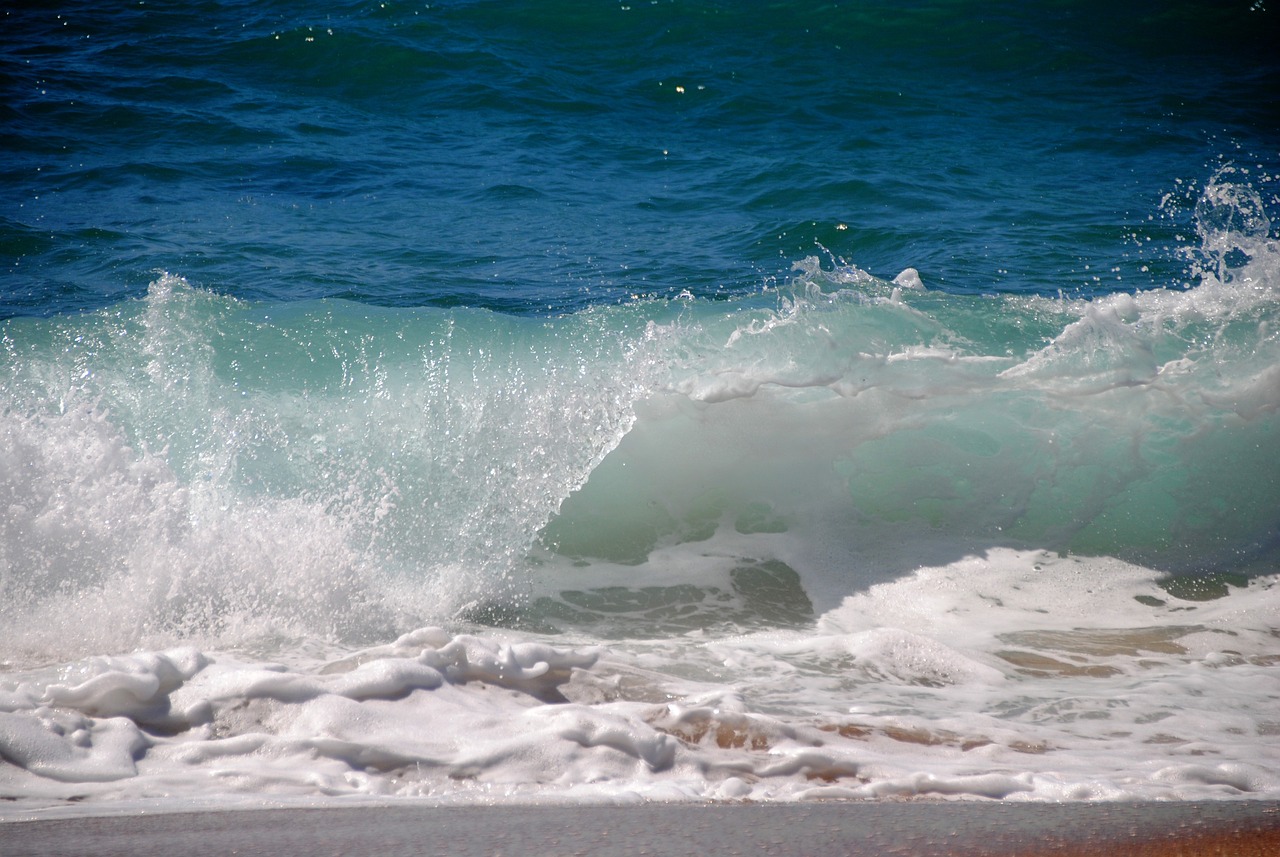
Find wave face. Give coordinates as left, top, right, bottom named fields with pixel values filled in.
left=3, top=0, right=1280, bottom=815
left=0, top=178, right=1272, bottom=651
left=5, top=172, right=1278, bottom=657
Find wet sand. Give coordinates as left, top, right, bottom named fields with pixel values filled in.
left=3, top=800, right=1278, bottom=856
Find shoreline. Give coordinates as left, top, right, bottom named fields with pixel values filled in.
left=3, top=800, right=1278, bottom=856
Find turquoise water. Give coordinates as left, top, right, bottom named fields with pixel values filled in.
left=2, top=0, right=1280, bottom=811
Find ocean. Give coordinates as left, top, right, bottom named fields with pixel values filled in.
left=2, top=0, right=1279, bottom=811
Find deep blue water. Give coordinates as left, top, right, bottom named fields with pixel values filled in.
left=4, top=0, right=1278, bottom=318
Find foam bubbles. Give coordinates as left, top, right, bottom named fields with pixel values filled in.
left=1194, top=166, right=1272, bottom=280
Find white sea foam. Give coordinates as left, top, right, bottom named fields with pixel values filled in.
left=2, top=552, right=1277, bottom=814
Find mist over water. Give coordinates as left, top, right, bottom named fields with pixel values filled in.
left=2, top=0, right=1279, bottom=813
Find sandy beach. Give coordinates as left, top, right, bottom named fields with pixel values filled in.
left=3, top=800, right=1278, bottom=856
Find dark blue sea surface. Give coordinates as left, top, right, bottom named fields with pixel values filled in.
left=4, top=1, right=1277, bottom=317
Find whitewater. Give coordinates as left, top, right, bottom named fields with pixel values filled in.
left=3, top=166, right=1278, bottom=813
